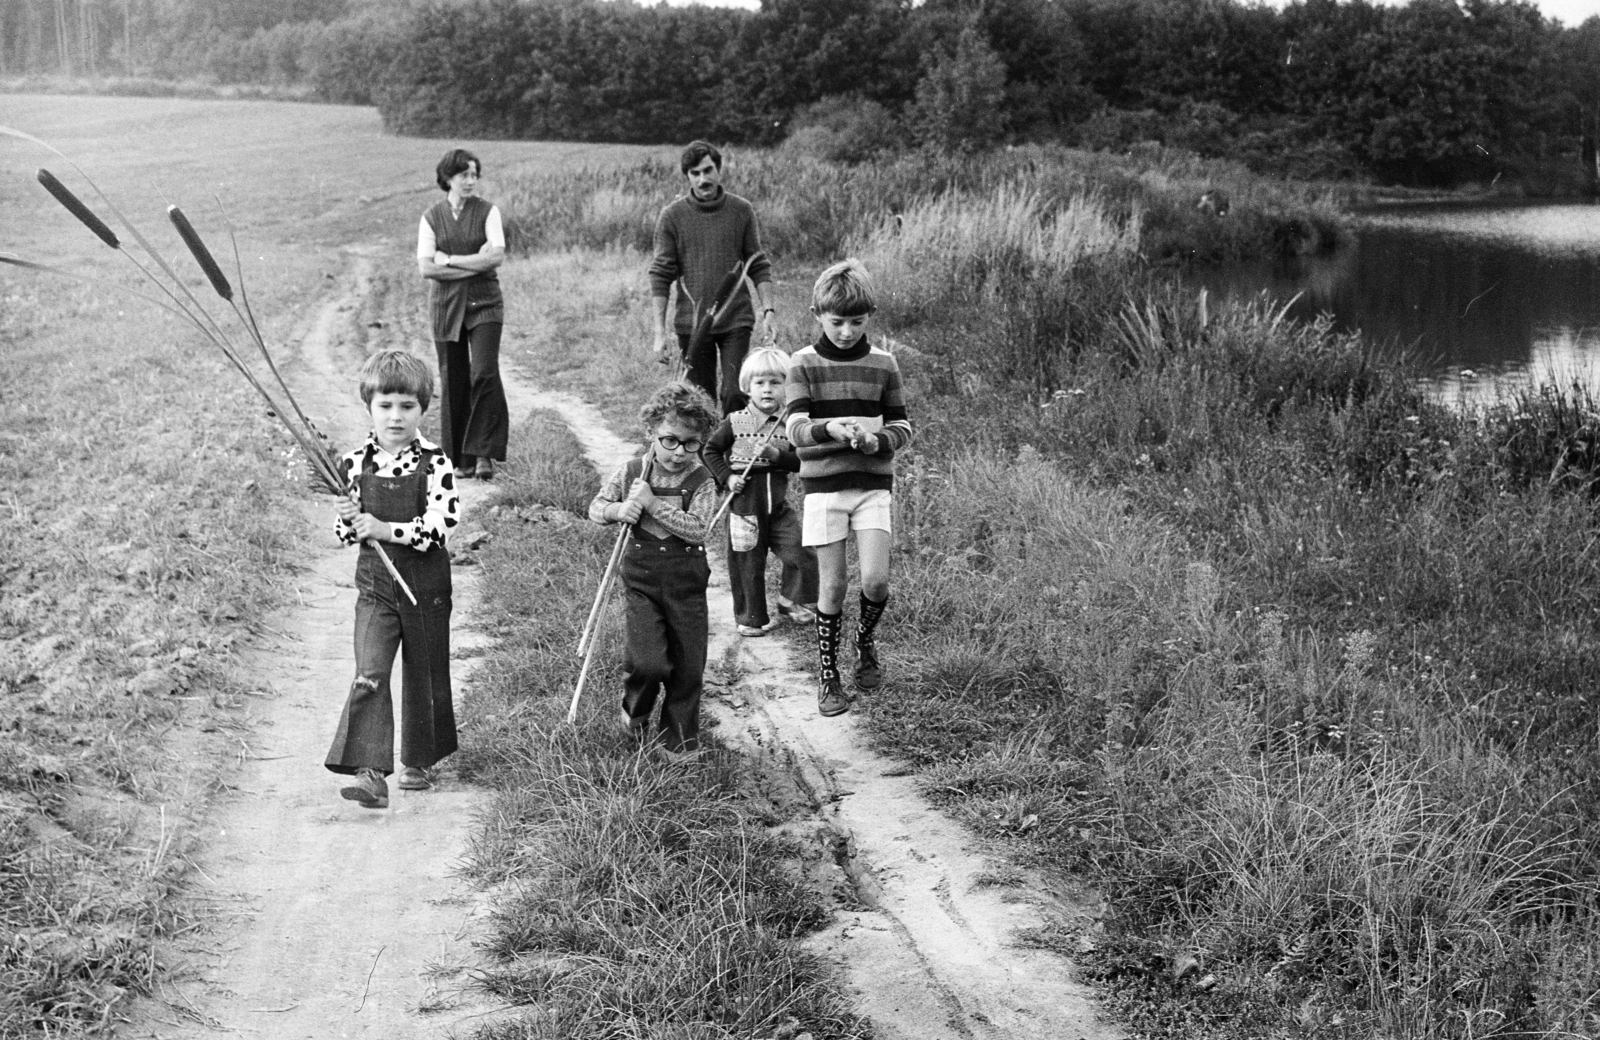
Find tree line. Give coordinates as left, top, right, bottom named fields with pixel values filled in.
left=5, top=0, right=1598, bottom=188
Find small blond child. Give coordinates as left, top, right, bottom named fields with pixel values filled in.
left=326, top=350, right=462, bottom=809
left=784, top=260, right=913, bottom=717
left=703, top=348, right=819, bottom=636
left=588, top=383, right=721, bottom=752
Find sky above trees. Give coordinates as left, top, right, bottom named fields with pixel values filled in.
left=665, top=0, right=1600, bottom=29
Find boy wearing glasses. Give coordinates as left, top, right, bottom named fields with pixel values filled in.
left=589, top=383, right=721, bottom=752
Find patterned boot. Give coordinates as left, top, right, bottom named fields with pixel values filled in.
left=854, top=593, right=889, bottom=691
left=816, top=609, right=849, bottom=717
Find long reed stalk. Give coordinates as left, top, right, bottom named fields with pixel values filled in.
left=1, top=126, right=416, bottom=604
left=568, top=454, right=654, bottom=724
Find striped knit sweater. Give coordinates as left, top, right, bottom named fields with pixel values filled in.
left=784, top=335, right=913, bottom=494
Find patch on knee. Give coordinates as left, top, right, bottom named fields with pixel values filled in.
left=353, top=675, right=382, bottom=693
left=729, top=513, right=759, bottom=552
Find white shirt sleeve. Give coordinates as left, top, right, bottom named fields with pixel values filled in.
left=417, top=215, right=436, bottom=260
left=486, top=205, right=504, bottom=249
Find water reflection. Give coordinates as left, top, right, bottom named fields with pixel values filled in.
left=1189, top=203, right=1600, bottom=405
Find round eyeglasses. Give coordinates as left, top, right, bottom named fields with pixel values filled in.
left=657, top=434, right=703, bottom=454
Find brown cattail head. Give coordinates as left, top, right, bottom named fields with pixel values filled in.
left=37, top=169, right=119, bottom=249
left=167, top=205, right=233, bottom=301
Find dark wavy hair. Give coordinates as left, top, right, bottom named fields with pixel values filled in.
left=679, top=140, right=722, bottom=175
left=639, top=381, right=718, bottom=438
left=435, top=148, right=481, bottom=191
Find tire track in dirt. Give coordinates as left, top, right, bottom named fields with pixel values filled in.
left=534, top=389, right=1125, bottom=1040
left=124, top=248, right=519, bottom=1039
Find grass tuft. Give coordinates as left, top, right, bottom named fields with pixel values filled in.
left=455, top=410, right=865, bottom=1040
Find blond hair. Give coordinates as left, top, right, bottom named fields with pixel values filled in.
left=738, top=346, right=791, bottom=392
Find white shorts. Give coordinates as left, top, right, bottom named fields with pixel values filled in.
left=802, top=489, right=893, bottom=547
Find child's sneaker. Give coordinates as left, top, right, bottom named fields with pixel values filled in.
left=777, top=599, right=817, bottom=624
left=854, top=640, right=883, bottom=691
left=818, top=675, right=850, bottom=717
left=737, top=619, right=780, bottom=637
left=340, top=768, right=388, bottom=809
left=396, top=766, right=434, bottom=790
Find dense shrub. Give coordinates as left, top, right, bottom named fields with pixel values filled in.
left=779, top=96, right=907, bottom=164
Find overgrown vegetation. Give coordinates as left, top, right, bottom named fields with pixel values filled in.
left=6, top=0, right=1598, bottom=189
left=455, top=411, right=865, bottom=1040
left=497, top=153, right=1600, bottom=1037
left=496, top=145, right=1349, bottom=267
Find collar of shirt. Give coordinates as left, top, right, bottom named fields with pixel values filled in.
left=362, top=432, right=439, bottom=467
left=742, top=405, right=780, bottom=428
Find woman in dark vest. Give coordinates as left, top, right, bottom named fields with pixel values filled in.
left=417, top=148, right=509, bottom=480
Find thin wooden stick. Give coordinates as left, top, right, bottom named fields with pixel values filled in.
left=347, top=486, right=418, bottom=607
left=576, top=527, right=628, bottom=658
left=566, top=626, right=606, bottom=727
left=707, top=416, right=783, bottom=533
left=567, top=455, right=653, bottom=723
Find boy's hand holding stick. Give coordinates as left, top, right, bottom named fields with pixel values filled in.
left=707, top=418, right=783, bottom=533
left=341, top=486, right=419, bottom=607
left=569, top=456, right=654, bottom=724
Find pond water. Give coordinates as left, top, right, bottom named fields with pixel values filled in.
left=1188, top=201, right=1600, bottom=405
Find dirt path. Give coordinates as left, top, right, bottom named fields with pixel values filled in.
left=124, top=249, right=528, bottom=1039
left=536, top=396, right=1124, bottom=1040
left=126, top=246, right=1118, bottom=1040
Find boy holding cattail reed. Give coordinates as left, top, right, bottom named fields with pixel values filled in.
left=589, top=383, right=720, bottom=753
left=785, top=260, right=913, bottom=718
left=326, top=351, right=461, bottom=809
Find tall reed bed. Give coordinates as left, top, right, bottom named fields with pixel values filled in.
left=454, top=412, right=862, bottom=1040
left=493, top=144, right=1352, bottom=266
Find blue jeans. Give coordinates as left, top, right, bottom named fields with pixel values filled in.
left=325, top=546, right=455, bottom=775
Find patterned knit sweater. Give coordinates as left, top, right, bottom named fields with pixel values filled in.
left=647, top=188, right=772, bottom=336
left=784, top=335, right=913, bottom=494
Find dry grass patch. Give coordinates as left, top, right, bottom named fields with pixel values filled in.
left=0, top=273, right=302, bottom=1035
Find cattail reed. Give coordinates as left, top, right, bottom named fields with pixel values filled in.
left=167, top=205, right=233, bottom=301
left=10, top=134, right=416, bottom=604
left=37, top=168, right=119, bottom=249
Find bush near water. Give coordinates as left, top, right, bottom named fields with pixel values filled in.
left=480, top=146, right=1600, bottom=1038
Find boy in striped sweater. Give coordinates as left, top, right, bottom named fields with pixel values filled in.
left=785, top=260, right=913, bottom=717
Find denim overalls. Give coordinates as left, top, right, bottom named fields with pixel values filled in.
left=618, top=457, right=712, bottom=752
left=325, top=455, right=456, bottom=776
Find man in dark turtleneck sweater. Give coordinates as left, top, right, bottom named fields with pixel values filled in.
left=649, top=140, right=776, bottom=415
